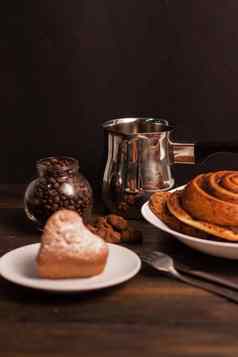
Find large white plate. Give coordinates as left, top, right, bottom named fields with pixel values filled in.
left=0, top=243, right=141, bottom=292
left=141, top=196, right=238, bottom=260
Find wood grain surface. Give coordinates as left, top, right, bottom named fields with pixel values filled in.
left=1, top=185, right=238, bottom=356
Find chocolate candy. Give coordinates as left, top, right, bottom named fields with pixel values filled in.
left=24, top=157, right=93, bottom=226
left=87, top=214, right=142, bottom=244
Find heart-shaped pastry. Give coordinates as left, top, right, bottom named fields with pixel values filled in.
left=37, top=210, right=109, bottom=278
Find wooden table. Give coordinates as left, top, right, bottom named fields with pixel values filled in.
left=1, top=185, right=238, bottom=357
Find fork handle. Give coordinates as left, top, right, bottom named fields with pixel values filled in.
left=170, top=268, right=238, bottom=303
left=178, top=267, right=238, bottom=291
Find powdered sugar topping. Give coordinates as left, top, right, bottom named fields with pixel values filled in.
left=45, top=218, right=106, bottom=255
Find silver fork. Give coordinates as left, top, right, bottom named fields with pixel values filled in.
left=141, top=251, right=238, bottom=303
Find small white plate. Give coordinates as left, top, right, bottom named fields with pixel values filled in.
left=0, top=243, right=141, bottom=292
left=141, top=193, right=238, bottom=260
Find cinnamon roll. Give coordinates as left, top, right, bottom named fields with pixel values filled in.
left=149, top=191, right=208, bottom=238
left=182, top=171, right=238, bottom=226
left=149, top=171, right=238, bottom=242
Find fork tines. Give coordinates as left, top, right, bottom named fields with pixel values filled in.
left=140, top=254, right=154, bottom=264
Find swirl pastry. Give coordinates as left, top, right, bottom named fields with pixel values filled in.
left=167, top=190, right=238, bottom=241
left=149, top=171, right=238, bottom=242
left=182, top=171, right=238, bottom=226
left=149, top=191, right=209, bottom=238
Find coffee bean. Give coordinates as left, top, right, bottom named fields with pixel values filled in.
left=49, top=177, right=56, bottom=184
left=26, top=156, right=92, bottom=225
left=58, top=177, right=66, bottom=183
left=53, top=196, right=60, bottom=202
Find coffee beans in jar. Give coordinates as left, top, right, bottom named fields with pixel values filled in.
left=24, top=156, right=93, bottom=226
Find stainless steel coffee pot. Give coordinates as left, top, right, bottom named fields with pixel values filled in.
left=102, top=117, right=238, bottom=219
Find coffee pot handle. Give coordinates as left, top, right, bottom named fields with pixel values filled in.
left=194, top=141, right=238, bottom=163
left=172, top=141, right=238, bottom=164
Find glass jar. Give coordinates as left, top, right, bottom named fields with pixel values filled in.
left=24, top=156, right=93, bottom=227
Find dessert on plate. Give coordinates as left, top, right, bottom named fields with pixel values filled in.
left=37, top=209, right=109, bottom=279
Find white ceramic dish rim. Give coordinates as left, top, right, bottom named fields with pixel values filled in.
left=142, top=185, right=238, bottom=248
left=0, top=243, right=141, bottom=292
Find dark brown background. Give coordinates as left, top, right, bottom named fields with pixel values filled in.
left=2, top=1, right=238, bottom=189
